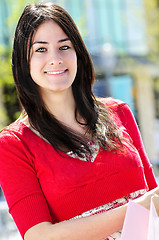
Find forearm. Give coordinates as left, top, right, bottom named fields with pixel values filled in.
left=24, top=187, right=159, bottom=240
left=24, top=203, right=127, bottom=240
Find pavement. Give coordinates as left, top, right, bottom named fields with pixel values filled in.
left=0, top=200, right=21, bottom=240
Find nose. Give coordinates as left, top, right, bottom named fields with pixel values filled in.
left=49, top=51, right=62, bottom=66
left=50, top=60, right=62, bottom=65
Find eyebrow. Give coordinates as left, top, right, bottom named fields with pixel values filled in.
left=58, top=37, right=70, bottom=43
left=32, top=37, right=70, bottom=45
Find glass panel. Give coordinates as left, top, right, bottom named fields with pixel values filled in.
left=112, top=0, right=127, bottom=54
left=68, top=0, right=83, bottom=22
left=110, top=75, right=136, bottom=115
left=84, top=0, right=98, bottom=52
left=0, top=0, right=10, bottom=46
left=125, top=0, right=148, bottom=55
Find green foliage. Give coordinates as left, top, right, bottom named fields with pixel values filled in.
left=0, top=46, right=13, bottom=85
left=144, top=0, right=159, bottom=62
left=2, top=83, right=21, bottom=123
left=0, top=0, right=40, bottom=129
left=0, top=46, right=20, bottom=129
left=154, top=77, right=159, bottom=118
left=7, top=0, right=39, bottom=33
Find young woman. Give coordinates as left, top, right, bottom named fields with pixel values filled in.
left=0, top=2, right=158, bottom=240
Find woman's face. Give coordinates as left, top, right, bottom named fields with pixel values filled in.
left=30, top=20, right=77, bottom=96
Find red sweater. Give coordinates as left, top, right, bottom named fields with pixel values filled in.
left=0, top=98, right=157, bottom=238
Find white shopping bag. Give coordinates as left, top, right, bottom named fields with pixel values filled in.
left=147, top=197, right=159, bottom=240
left=121, top=196, right=159, bottom=240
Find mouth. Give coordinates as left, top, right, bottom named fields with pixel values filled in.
left=45, top=69, right=67, bottom=75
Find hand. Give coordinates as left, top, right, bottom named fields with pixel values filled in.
left=151, top=194, right=159, bottom=215
left=135, top=187, right=159, bottom=215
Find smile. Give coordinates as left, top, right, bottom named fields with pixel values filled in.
left=45, top=70, right=67, bottom=75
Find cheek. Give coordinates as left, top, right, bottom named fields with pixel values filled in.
left=66, top=50, right=77, bottom=68
left=30, top=60, right=35, bottom=80
left=71, top=54, right=77, bottom=75
left=29, top=58, right=41, bottom=83
left=30, top=56, right=42, bottom=76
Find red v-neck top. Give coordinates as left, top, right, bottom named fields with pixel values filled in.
left=0, top=98, right=157, bottom=238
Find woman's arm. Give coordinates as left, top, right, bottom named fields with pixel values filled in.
left=25, top=203, right=127, bottom=240
left=117, top=102, right=158, bottom=189
left=24, top=187, right=159, bottom=240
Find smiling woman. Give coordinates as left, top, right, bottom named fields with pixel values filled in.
left=0, top=2, right=159, bottom=240
left=30, top=21, right=77, bottom=95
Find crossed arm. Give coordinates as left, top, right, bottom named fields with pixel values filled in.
left=24, top=187, right=159, bottom=240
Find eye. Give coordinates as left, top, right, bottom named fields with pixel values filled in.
left=59, top=45, right=70, bottom=50
left=35, top=47, right=47, bottom=53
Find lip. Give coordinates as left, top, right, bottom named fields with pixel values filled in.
left=44, top=69, right=67, bottom=75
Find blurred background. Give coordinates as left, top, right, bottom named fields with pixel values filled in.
left=0, top=0, right=159, bottom=238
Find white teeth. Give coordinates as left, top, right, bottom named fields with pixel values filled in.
left=46, top=70, right=65, bottom=75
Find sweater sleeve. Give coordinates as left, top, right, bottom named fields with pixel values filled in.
left=0, top=130, right=52, bottom=238
left=116, top=102, right=158, bottom=190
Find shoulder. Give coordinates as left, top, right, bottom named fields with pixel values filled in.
left=97, top=97, right=128, bottom=112
left=96, top=97, right=135, bottom=126
left=1, top=121, right=25, bottom=137
left=98, top=97, right=124, bottom=105
left=0, top=121, right=33, bottom=146
left=0, top=121, right=38, bottom=167
left=0, top=121, right=48, bottom=156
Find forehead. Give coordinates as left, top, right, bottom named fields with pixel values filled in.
left=32, top=20, right=68, bottom=42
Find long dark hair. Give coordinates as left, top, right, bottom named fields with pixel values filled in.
left=12, top=2, right=122, bottom=156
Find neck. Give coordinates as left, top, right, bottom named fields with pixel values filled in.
left=41, top=87, right=76, bottom=124
left=20, top=88, right=89, bottom=141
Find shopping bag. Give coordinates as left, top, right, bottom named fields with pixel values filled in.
left=147, top=197, right=159, bottom=240
left=121, top=196, right=159, bottom=240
